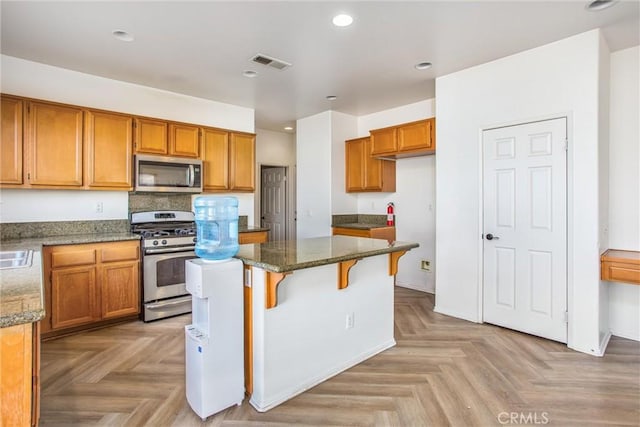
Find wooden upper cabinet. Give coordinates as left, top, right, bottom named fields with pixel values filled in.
left=369, top=127, right=397, bottom=157
left=229, top=132, right=255, bottom=192
left=0, top=95, right=23, bottom=185
left=26, top=101, right=83, bottom=187
left=84, top=110, right=133, bottom=190
left=345, top=137, right=366, bottom=192
left=345, top=136, right=395, bottom=193
left=169, top=123, right=200, bottom=158
left=201, top=128, right=230, bottom=191
left=134, top=117, right=167, bottom=155
left=370, top=118, right=436, bottom=158
left=398, top=119, right=433, bottom=152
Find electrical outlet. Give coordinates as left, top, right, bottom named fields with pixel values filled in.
left=95, top=202, right=103, bottom=213
left=421, top=260, right=431, bottom=272
left=345, top=313, right=355, bottom=329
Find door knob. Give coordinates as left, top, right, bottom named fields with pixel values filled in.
left=485, top=233, right=499, bottom=240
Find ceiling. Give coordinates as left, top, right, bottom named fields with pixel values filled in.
left=1, top=1, right=638, bottom=132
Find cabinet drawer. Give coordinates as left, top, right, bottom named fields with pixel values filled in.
left=239, top=231, right=268, bottom=244
left=101, top=242, right=140, bottom=263
left=51, top=248, right=96, bottom=268
left=332, top=227, right=370, bottom=238
left=602, top=261, right=640, bottom=285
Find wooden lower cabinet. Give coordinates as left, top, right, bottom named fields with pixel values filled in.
left=239, top=230, right=268, bottom=244
left=0, top=321, right=39, bottom=427
left=332, top=226, right=396, bottom=243
left=42, top=240, right=140, bottom=337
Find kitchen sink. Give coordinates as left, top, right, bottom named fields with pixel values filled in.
left=0, top=250, right=33, bottom=269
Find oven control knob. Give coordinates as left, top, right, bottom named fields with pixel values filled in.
left=152, top=240, right=159, bottom=246
left=162, top=239, right=167, bottom=245
left=193, top=237, right=197, bottom=243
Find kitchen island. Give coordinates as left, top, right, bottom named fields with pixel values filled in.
left=235, top=235, right=418, bottom=412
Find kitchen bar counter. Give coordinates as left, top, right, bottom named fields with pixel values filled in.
left=0, top=233, right=140, bottom=328
left=240, top=235, right=418, bottom=412
left=235, top=235, right=417, bottom=273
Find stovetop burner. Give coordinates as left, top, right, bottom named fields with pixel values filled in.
left=131, top=210, right=197, bottom=249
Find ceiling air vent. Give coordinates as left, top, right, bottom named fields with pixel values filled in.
left=251, top=53, right=292, bottom=71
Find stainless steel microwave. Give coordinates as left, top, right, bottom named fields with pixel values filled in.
left=134, top=154, right=203, bottom=193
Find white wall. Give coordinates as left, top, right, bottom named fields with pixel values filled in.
left=331, top=112, right=358, bottom=215
left=598, top=36, right=611, bottom=347
left=435, top=30, right=607, bottom=355
left=608, top=45, right=640, bottom=341
left=254, top=128, right=297, bottom=238
left=356, top=99, right=436, bottom=293
left=0, top=55, right=255, bottom=222
left=296, top=112, right=333, bottom=238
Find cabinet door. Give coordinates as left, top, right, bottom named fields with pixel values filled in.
left=100, top=261, right=140, bottom=319
left=134, top=117, right=167, bottom=155
left=169, top=123, right=200, bottom=158
left=397, top=119, right=433, bottom=152
left=370, top=126, right=397, bottom=156
left=201, top=128, right=230, bottom=191
left=51, top=265, right=99, bottom=330
left=0, top=323, right=33, bottom=427
left=345, top=138, right=365, bottom=192
left=363, top=138, right=384, bottom=191
left=84, top=110, right=133, bottom=189
left=1, top=95, right=24, bottom=185
left=26, top=101, right=83, bottom=186
left=229, top=132, right=255, bottom=192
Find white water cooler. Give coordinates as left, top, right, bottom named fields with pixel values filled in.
left=185, top=258, right=244, bottom=420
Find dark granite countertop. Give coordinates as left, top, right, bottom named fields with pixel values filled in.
left=235, top=235, right=418, bottom=273
left=0, top=232, right=140, bottom=328
left=332, top=223, right=394, bottom=230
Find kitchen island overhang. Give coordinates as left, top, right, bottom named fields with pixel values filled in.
left=235, top=236, right=418, bottom=412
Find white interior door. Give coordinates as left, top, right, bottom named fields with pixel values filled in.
left=261, top=166, right=287, bottom=241
left=482, top=118, right=567, bottom=343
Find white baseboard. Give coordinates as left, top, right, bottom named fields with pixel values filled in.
left=610, top=330, right=640, bottom=342
left=249, top=338, right=397, bottom=412
left=395, top=281, right=434, bottom=294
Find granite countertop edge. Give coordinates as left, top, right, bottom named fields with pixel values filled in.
left=236, top=240, right=419, bottom=273
left=331, top=223, right=394, bottom=230
left=240, top=226, right=270, bottom=233
left=0, top=309, right=45, bottom=329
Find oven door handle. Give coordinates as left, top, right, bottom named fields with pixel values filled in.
left=145, top=246, right=196, bottom=255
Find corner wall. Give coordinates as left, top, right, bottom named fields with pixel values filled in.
left=608, top=45, right=640, bottom=341
left=435, top=30, right=605, bottom=355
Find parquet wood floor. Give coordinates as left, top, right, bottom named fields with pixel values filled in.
left=40, top=288, right=640, bottom=426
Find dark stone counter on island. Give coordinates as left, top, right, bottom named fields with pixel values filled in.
left=235, top=235, right=418, bottom=273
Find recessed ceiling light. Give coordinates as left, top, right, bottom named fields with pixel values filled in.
left=586, top=0, right=617, bottom=11
left=326, top=95, right=337, bottom=101
left=332, top=14, right=353, bottom=27
left=243, top=70, right=258, bottom=78
left=284, top=126, right=293, bottom=131
left=415, top=62, right=432, bottom=70
left=112, top=30, right=134, bottom=42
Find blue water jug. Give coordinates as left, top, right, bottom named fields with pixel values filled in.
left=194, top=196, right=239, bottom=261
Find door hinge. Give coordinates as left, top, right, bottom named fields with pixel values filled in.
left=564, top=139, right=568, bottom=151
left=563, top=311, right=568, bottom=323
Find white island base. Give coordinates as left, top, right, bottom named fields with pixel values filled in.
left=247, top=254, right=395, bottom=412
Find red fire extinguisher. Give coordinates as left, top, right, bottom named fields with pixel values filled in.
left=386, top=202, right=395, bottom=226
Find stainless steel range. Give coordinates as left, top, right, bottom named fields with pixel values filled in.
left=131, top=210, right=197, bottom=321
